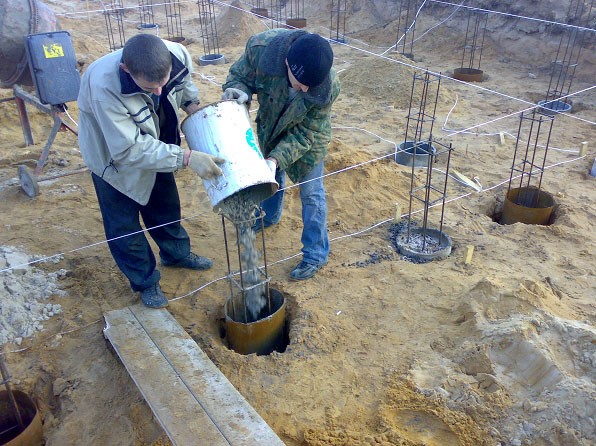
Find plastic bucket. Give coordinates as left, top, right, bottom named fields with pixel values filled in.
left=536, top=99, right=572, bottom=116
left=198, top=53, right=225, bottom=66
left=181, top=100, right=278, bottom=211
left=0, top=0, right=58, bottom=88
left=395, top=141, right=436, bottom=168
left=500, top=186, right=555, bottom=225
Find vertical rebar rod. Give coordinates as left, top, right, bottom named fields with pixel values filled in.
left=524, top=116, right=545, bottom=198
left=507, top=113, right=525, bottom=196
left=222, top=206, right=273, bottom=324
left=420, top=145, right=434, bottom=251
left=164, top=0, right=184, bottom=41
left=438, top=143, right=452, bottom=236
left=476, top=12, right=488, bottom=70
left=286, top=0, right=304, bottom=20
left=233, top=223, right=248, bottom=323
left=459, top=9, right=488, bottom=71
left=221, top=216, right=237, bottom=320
left=103, top=0, right=126, bottom=51
left=544, top=0, right=594, bottom=103
left=197, top=0, right=221, bottom=58
left=258, top=213, right=272, bottom=314
left=507, top=109, right=555, bottom=205
left=395, top=0, right=419, bottom=57
left=428, top=74, right=441, bottom=137
left=269, top=0, right=282, bottom=27
left=330, top=0, right=347, bottom=43
left=0, top=355, right=25, bottom=430
left=535, top=119, right=554, bottom=198
left=402, top=72, right=417, bottom=145
left=402, top=70, right=448, bottom=248
left=250, top=0, right=268, bottom=17
left=516, top=114, right=538, bottom=192
left=138, top=0, right=157, bottom=29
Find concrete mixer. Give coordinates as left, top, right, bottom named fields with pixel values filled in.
left=0, top=0, right=84, bottom=198
left=0, top=0, right=59, bottom=89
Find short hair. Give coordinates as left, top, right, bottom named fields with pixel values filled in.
left=122, top=34, right=172, bottom=82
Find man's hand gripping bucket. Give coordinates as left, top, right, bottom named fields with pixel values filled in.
left=181, top=100, right=278, bottom=210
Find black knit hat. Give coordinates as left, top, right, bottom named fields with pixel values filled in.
left=287, top=33, right=333, bottom=87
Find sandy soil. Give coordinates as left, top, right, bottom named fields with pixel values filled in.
left=0, top=1, right=594, bottom=445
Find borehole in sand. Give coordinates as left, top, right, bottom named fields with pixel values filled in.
left=490, top=189, right=558, bottom=226
left=0, top=389, right=43, bottom=445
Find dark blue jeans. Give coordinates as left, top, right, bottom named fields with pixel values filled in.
left=260, top=161, right=329, bottom=266
left=91, top=172, right=191, bottom=292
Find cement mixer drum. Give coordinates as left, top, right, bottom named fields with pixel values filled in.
left=0, top=0, right=59, bottom=88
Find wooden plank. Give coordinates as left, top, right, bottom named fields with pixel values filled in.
left=104, top=307, right=230, bottom=446
left=451, top=169, right=482, bottom=192
left=129, top=304, right=285, bottom=446
left=104, top=305, right=285, bottom=446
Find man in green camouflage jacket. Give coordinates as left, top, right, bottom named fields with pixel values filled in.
left=222, top=29, right=340, bottom=280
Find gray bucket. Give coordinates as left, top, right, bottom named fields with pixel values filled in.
left=0, top=0, right=59, bottom=88
left=536, top=99, right=572, bottom=116
left=395, top=140, right=436, bottom=168
left=181, top=100, right=278, bottom=211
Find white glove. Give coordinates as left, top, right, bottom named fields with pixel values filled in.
left=222, top=88, right=249, bottom=105
left=265, top=158, right=277, bottom=174
left=188, top=151, right=225, bottom=180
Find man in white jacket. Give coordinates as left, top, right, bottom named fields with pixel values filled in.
left=78, top=34, right=223, bottom=308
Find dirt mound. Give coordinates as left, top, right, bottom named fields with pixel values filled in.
left=339, top=52, right=457, bottom=110
left=216, top=1, right=266, bottom=50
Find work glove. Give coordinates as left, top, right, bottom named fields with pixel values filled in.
left=222, top=88, right=249, bottom=105
left=187, top=151, right=225, bottom=180
left=265, top=158, right=277, bottom=174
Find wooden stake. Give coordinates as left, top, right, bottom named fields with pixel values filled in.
left=395, top=203, right=402, bottom=223
left=464, top=245, right=475, bottom=265
left=499, top=131, right=505, bottom=145
left=579, top=141, right=588, bottom=157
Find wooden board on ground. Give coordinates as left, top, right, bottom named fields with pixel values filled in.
left=103, top=304, right=285, bottom=446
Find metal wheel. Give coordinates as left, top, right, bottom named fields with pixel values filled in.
left=17, top=165, right=39, bottom=198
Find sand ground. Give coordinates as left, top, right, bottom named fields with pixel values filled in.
left=0, top=1, right=594, bottom=445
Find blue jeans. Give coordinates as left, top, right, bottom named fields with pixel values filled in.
left=91, top=172, right=191, bottom=292
left=260, top=161, right=329, bottom=266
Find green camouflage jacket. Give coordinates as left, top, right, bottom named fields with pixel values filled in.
left=222, top=28, right=341, bottom=183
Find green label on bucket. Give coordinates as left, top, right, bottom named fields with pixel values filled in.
left=246, top=128, right=262, bottom=158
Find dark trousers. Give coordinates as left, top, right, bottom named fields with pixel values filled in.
left=91, top=172, right=190, bottom=292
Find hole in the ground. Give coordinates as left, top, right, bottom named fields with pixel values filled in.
left=491, top=187, right=558, bottom=225
left=0, top=389, right=43, bottom=445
